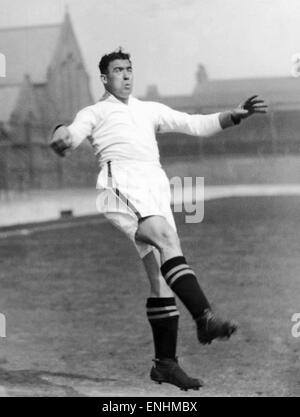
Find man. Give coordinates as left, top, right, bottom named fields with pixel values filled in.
left=50, top=48, right=267, bottom=391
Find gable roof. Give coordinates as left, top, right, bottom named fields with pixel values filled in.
left=0, top=23, right=61, bottom=86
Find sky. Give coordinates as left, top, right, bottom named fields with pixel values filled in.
left=0, top=0, right=299, bottom=98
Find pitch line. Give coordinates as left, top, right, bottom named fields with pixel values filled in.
left=0, top=216, right=107, bottom=239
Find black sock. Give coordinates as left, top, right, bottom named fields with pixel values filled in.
left=161, top=256, right=210, bottom=320
left=146, top=297, right=179, bottom=360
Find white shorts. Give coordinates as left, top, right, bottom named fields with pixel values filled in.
left=96, top=160, right=177, bottom=258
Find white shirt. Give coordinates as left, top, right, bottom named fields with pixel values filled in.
left=67, top=92, right=222, bottom=168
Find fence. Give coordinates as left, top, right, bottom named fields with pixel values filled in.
left=0, top=120, right=97, bottom=191
left=0, top=141, right=97, bottom=191
left=1, top=109, right=300, bottom=192
left=159, top=109, right=300, bottom=160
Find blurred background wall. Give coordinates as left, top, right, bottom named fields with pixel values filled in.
left=1, top=8, right=300, bottom=194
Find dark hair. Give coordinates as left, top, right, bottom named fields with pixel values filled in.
left=99, top=48, right=131, bottom=74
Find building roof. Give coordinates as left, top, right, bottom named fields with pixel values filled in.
left=0, top=85, right=21, bottom=122
left=197, top=77, right=300, bottom=108
left=0, top=13, right=94, bottom=126
left=144, top=76, right=300, bottom=112
left=0, top=23, right=61, bottom=86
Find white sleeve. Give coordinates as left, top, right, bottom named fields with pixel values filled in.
left=67, top=106, right=98, bottom=149
left=154, top=102, right=222, bottom=137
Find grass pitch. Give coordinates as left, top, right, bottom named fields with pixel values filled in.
left=0, top=196, right=299, bottom=396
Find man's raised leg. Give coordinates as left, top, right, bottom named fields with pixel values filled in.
left=136, top=216, right=237, bottom=345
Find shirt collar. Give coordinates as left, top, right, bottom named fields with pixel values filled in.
left=101, top=91, right=133, bottom=105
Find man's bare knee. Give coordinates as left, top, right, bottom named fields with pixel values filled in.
left=135, top=216, right=180, bottom=254
left=158, top=229, right=180, bottom=252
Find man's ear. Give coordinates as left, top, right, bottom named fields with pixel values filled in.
left=101, top=74, right=107, bottom=85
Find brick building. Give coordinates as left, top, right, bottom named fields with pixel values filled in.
left=0, top=12, right=97, bottom=190
left=0, top=11, right=93, bottom=140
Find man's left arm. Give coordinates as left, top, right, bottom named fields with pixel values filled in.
left=218, top=95, right=268, bottom=129
left=154, top=95, right=268, bottom=137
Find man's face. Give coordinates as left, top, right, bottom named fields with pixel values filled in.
left=101, top=59, right=133, bottom=101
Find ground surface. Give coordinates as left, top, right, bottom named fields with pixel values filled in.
left=0, top=195, right=299, bottom=397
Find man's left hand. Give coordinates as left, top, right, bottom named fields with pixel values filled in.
left=232, top=95, right=268, bottom=123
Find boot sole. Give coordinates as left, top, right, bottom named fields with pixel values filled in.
left=198, top=324, right=238, bottom=345
left=151, top=377, right=201, bottom=391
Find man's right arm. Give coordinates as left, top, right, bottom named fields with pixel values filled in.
left=50, top=106, right=98, bottom=157
left=50, top=125, right=72, bottom=157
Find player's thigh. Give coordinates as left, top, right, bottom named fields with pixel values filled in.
left=135, top=215, right=180, bottom=248
left=103, top=211, right=153, bottom=258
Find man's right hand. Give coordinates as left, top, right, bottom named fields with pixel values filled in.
left=50, top=125, right=72, bottom=157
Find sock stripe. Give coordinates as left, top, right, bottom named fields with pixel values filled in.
left=147, top=308, right=178, bottom=317
left=165, top=267, right=195, bottom=285
left=147, top=311, right=180, bottom=321
left=146, top=298, right=179, bottom=320
left=147, top=305, right=177, bottom=313
left=164, top=264, right=191, bottom=280
left=168, top=269, right=196, bottom=288
left=161, top=256, right=186, bottom=276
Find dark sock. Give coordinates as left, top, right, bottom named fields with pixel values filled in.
left=146, top=297, right=179, bottom=360
left=161, top=256, right=210, bottom=320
